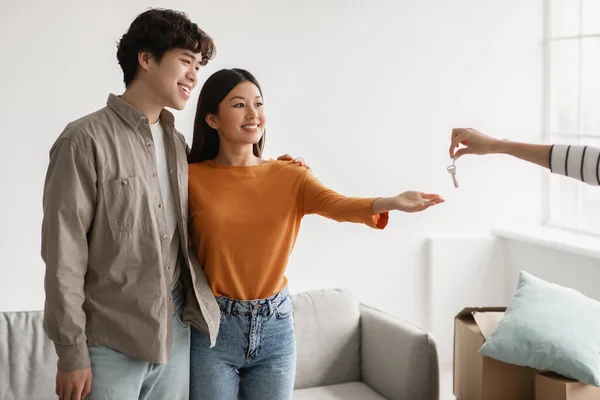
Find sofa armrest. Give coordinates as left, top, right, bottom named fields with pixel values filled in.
left=360, top=304, right=439, bottom=400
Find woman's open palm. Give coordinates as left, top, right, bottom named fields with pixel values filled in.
left=393, top=191, right=445, bottom=213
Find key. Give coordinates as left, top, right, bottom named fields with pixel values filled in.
left=447, top=160, right=459, bottom=188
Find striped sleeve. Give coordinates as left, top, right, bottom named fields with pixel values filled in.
left=550, top=144, right=600, bottom=186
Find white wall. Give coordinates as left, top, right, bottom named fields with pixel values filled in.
left=0, top=0, right=544, bottom=340
left=503, top=239, right=600, bottom=301
left=426, top=235, right=508, bottom=367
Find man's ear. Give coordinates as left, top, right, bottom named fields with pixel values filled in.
left=138, top=51, right=153, bottom=72
left=205, top=114, right=219, bottom=130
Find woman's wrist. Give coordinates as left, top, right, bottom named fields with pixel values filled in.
left=372, top=197, right=393, bottom=214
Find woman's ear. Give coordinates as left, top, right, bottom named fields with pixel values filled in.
left=205, top=113, right=219, bottom=130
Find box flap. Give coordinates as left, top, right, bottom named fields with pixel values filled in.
left=455, top=307, right=506, bottom=319
left=473, top=311, right=505, bottom=339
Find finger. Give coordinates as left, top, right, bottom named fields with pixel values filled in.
left=74, top=383, right=86, bottom=400
left=450, top=129, right=459, bottom=151
left=422, top=197, right=444, bottom=207
left=294, top=158, right=310, bottom=169
left=83, top=376, right=92, bottom=399
left=450, top=133, right=466, bottom=157
left=420, top=196, right=444, bottom=205
left=64, top=385, right=74, bottom=400
left=59, top=384, right=68, bottom=400
left=428, top=199, right=444, bottom=206
left=420, top=193, right=441, bottom=200
left=453, top=148, right=471, bottom=159
left=452, top=131, right=468, bottom=148
left=78, top=385, right=87, bottom=400
left=277, top=153, right=293, bottom=161
left=449, top=142, right=456, bottom=158
left=58, top=384, right=64, bottom=400
left=451, top=128, right=466, bottom=138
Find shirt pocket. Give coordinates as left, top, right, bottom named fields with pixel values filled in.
left=103, top=176, right=144, bottom=233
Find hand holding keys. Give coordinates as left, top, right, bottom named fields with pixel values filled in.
left=447, top=159, right=459, bottom=188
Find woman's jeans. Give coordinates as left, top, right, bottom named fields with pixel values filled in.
left=190, top=287, right=296, bottom=400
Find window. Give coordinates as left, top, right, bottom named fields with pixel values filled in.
left=546, top=0, right=600, bottom=235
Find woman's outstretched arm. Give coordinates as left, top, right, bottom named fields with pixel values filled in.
left=301, top=170, right=444, bottom=229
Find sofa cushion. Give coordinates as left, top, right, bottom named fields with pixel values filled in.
left=0, top=311, right=56, bottom=400
left=292, top=289, right=361, bottom=389
left=293, top=382, right=387, bottom=400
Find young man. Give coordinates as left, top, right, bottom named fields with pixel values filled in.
left=449, top=128, right=599, bottom=186
left=42, top=9, right=305, bottom=400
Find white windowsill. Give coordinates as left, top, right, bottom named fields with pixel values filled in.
left=493, top=225, right=600, bottom=260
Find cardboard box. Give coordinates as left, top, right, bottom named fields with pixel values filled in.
left=536, top=372, right=600, bottom=400
left=454, top=307, right=539, bottom=400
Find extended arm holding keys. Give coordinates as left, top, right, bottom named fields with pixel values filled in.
left=449, top=128, right=600, bottom=186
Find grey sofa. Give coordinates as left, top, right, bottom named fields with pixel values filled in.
left=0, top=288, right=439, bottom=400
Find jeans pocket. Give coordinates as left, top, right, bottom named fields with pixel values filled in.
left=275, top=295, right=293, bottom=320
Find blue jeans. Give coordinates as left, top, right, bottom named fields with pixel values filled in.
left=190, top=287, right=296, bottom=400
left=87, top=283, right=190, bottom=400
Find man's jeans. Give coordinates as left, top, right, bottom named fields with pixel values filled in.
left=190, top=287, right=296, bottom=400
left=88, top=283, right=190, bottom=400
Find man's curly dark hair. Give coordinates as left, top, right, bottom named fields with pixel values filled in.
left=117, top=8, right=216, bottom=87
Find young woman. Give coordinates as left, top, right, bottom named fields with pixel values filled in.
left=186, top=68, right=444, bottom=400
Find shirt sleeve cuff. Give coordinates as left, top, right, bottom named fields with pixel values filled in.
left=365, top=199, right=388, bottom=229
left=371, top=212, right=389, bottom=229
left=55, top=343, right=90, bottom=371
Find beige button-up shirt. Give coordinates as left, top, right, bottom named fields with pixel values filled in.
left=41, top=94, right=220, bottom=371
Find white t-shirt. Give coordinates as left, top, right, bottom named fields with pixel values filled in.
left=150, top=121, right=180, bottom=290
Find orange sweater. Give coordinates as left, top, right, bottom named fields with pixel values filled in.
left=188, top=159, right=389, bottom=300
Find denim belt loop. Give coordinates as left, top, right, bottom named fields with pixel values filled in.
left=267, top=298, right=274, bottom=317
left=226, top=299, right=233, bottom=317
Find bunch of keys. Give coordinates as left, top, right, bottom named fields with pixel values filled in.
left=447, top=159, right=459, bottom=188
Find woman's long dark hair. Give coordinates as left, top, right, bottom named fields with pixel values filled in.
left=188, top=68, right=266, bottom=163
